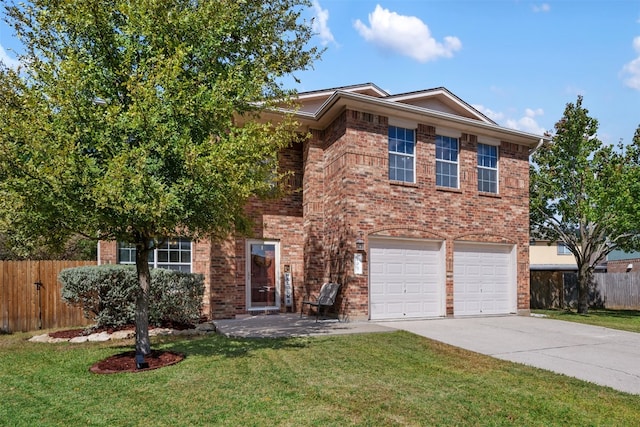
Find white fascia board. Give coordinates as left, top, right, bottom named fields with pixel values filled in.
left=288, top=91, right=550, bottom=148
left=297, top=83, right=388, bottom=102
left=386, top=88, right=495, bottom=125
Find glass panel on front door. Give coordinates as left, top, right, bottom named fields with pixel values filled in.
left=249, top=243, right=277, bottom=308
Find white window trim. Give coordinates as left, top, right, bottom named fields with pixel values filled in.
left=477, top=143, right=499, bottom=194
left=557, top=243, right=572, bottom=255
left=436, top=127, right=461, bottom=139
left=436, top=134, right=459, bottom=189
left=117, top=239, right=193, bottom=272
left=388, top=117, right=418, bottom=129
left=478, top=136, right=500, bottom=146
left=388, top=125, right=416, bottom=184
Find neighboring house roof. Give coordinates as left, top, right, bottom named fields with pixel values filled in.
left=607, top=250, right=640, bottom=261
left=269, top=83, right=549, bottom=149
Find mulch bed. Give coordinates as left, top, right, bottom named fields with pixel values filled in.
left=48, top=323, right=195, bottom=373
left=90, top=350, right=185, bottom=374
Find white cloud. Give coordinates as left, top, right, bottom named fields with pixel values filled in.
left=475, top=104, right=546, bottom=135
left=312, top=1, right=335, bottom=46
left=0, top=44, right=20, bottom=70
left=532, top=3, right=551, bottom=13
left=621, top=36, right=640, bottom=90
left=353, top=5, right=461, bottom=63
left=472, top=104, right=505, bottom=122
left=505, top=108, right=547, bottom=135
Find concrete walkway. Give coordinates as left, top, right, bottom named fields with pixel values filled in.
left=379, top=315, right=640, bottom=395
left=214, top=313, right=395, bottom=338
left=215, top=313, right=640, bottom=395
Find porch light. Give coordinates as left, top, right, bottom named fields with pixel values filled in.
left=355, top=232, right=365, bottom=252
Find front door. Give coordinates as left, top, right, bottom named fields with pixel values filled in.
left=246, top=240, right=280, bottom=311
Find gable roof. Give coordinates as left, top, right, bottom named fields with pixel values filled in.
left=385, top=87, right=496, bottom=124
left=267, top=83, right=550, bottom=149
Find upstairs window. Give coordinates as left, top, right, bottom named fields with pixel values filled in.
left=477, top=143, right=498, bottom=193
left=557, top=243, right=572, bottom=255
left=118, top=238, right=192, bottom=272
left=436, top=135, right=459, bottom=188
left=388, top=126, right=415, bottom=183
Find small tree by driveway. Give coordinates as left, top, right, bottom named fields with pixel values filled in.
left=530, top=96, right=640, bottom=313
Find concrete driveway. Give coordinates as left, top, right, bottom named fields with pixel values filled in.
left=380, top=315, right=640, bottom=395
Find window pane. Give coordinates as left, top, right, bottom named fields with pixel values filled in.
left=158, top=251, right=168, bottom=263
left=477, top=143, right=498, bottom=193
left=436, top=135, right=459, bottom=188
left=118, top=248, right=132, bottom=263
left=388, top=126, right=415, bottom=183
left=119, top=238, right=191, bottom=272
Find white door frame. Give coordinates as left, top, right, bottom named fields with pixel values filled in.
left=246, top=239, right=281, bottom=311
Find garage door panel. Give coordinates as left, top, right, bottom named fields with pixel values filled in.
left=454, top=243, right=515, bottom=316
left=370, top=240, right=444, bottom=320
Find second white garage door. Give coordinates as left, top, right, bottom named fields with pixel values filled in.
left=369, top=239, right=445, bottom=320
left=454, top=243, right=516, bottom=316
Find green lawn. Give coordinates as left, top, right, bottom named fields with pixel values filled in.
left=1, top=329, right=639, bottom=426
left=532, top=308, right=640, bottom=333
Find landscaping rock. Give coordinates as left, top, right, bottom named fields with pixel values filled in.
left=111, top=330, right=135, bottom=340
left=196, top=322, right=216, bottom=333
left=29, top=324, right=209, bottom=344
left=29, top=334, right=51, bottom=343
left=87, top=332, right=111, bottom=342
left=149, top=328, right=172, bottom=336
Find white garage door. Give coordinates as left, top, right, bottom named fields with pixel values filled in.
left=454, top=243, right=516, bottom=316
left=369, top=239, right=445, bottom=320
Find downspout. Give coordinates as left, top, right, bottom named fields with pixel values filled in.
left=529, top=138, right=545, bottom=156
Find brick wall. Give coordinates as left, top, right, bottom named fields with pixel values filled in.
left=98, top=106, right=532, bottom=320
left=607, top=259, right=640, bottom=273
left=208, top=143, right=305, bottom=318
left=311, top=109, right=531, bottom=318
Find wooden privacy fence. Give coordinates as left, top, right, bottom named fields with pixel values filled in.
left=593, top=272, right=640, bottom=310
left=1, top=260, right=96, bottom=333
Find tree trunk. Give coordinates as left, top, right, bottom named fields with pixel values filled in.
left=134, top=243, right=152, bottom=357
left=577, top=262, right=590, bottom=314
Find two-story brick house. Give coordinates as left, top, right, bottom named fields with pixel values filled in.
left=99, top=83, right=548, bottom=320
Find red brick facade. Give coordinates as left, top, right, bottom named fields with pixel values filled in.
left=606, top=259, right=640, bottom=273
left=99, top=85, right=544, bottom=320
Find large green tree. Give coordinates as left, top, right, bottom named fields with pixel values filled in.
left=530, top=96, right=640, bottom=313
left=0, top=0, right=320, bottom=358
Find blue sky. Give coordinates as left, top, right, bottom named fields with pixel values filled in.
left=1, top=1, right=639, bottom=143
left=295, top=0, right=640, bottom=143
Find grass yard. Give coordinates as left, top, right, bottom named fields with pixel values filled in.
left=532, top=308, right=640, bottom=333
left=1, top=329, right=639, bottom=426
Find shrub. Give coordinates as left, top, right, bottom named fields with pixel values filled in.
left=60, top=265, right=204, bottom=329
left=60, top=265, right=137, bottom=329
left=148, top=269, right=205, bottom=326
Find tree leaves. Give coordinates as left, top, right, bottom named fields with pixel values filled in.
left=530, top=96, right=640, bottom=312
left=0, top=0, right=319, bottom=246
